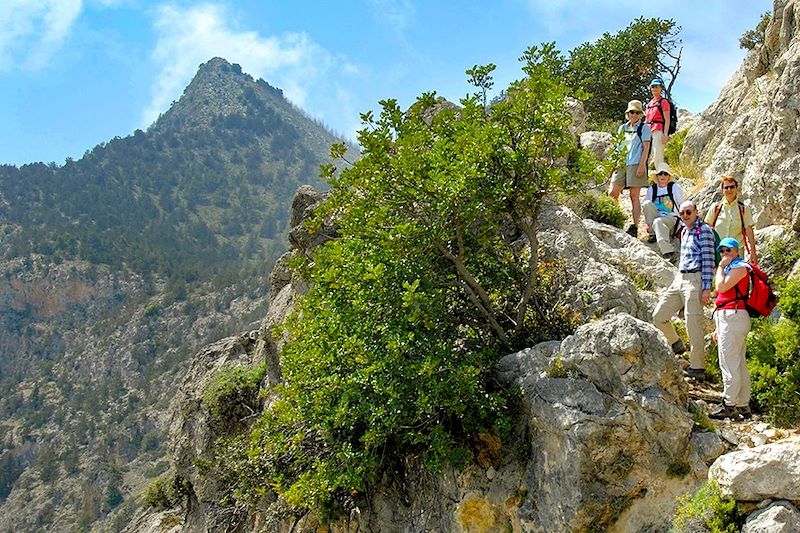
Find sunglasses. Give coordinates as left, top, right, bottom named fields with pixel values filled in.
left=628, top=110, right=642, bottom=115
left=723, top=185, right=737, bottom=190
left=719, top=246, right=734, bottom=253
left=656, top=172, right=669, bottom=176
left=679, top=209, right=694, bottom=216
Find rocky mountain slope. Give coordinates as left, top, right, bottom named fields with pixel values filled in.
left=123, top=2, right=800, bottom=532
left=0, top=59, right=345, bottom=531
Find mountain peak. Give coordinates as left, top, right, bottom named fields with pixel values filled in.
left=152, top=57, right=284, bottom=132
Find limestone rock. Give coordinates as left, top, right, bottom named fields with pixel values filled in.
left=709, top=439, right=800, bottom=501
left=566, top=96, right=588, bottom=135
left=497, top=314, right=695, bottom=532
left=579, top=131, right=613, bottom=160
left=742, top=501, right=800, bottom=533
left=681, top=0, right=800, bottom=229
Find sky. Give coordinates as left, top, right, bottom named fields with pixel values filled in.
left=0, top=0, right=771, bottom=166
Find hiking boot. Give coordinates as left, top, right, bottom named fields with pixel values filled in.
left=648, top=233, right=656, bottom=243
left=671, top=339, right=687, bottom=355
left=709, top=404, right=738, bottom=420
left=683, top=367, right=705, bottom=380
left=736, top=406, right=752, bottom=420
left=626, top=224, right=638, bottom=237
left=662, top=251, right=675, bottom=262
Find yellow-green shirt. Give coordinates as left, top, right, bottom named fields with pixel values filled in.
left=704, top=198, right=754, bottom=241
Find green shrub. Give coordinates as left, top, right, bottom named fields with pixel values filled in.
left=566, top=192, right=627, bottom=228
left=672, top=481, right=745, bottom=533
left=747, top=316, right=800, bottom=427
left=143, top=472, right=190, bottom=511
left=664, top=127, right=688, bottom=165
left=740, top=12, right=771, bottom=50
left=777, top=275, right=800, bottom=321
left=201, top=363, right=266, bottom=428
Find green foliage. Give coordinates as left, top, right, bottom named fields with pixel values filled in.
left=779, top=276, right=800, bottom=321
left=765, top=234, right=800, bottom=282
left=690, top=403, right=716, bottom=433
left=201, top=363, right=266, bottom=428
left=746, top=295, right=800, bottom=427
left=740, top=12, right=771, bottom=50
left=563, top=17, right=682, bottom=122
left=588, top=193, right=627, bottom=228
left=672, top=481, right=745, bottom=532
left=212, top=45, right=605, bottom=518
left=143, top=472, right=190, bottom=511
left=664, top=126, right=688, bottom=165
left=666, top=460, right=690, bottom=478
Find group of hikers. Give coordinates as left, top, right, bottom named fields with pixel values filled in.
left=610, top=78, right=761, bottom=421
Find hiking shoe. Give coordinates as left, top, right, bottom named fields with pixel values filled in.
left=648, top=233, right=656, bottom=243
left=662, top=251, right=675, bottom=262
left=671, top=339, right=687, bottom=355
left=683, top=367, right=705, bottom=380
left=709, top=404, right=738, bottom=420
left=626, top=224, right=638, bottom=237
left=736, top=406, right=752, bottom=420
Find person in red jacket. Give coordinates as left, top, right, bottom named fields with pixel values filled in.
left=709, top=237, right=752, bottom=420
left=645, top=78, right=671, bottom=167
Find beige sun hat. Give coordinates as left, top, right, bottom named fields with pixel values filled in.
left=650, top=162, right=672, bottom=176
left=625, top=99, right=644, bottom=114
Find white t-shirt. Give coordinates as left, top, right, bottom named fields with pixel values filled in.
left=644, top=181, right=683, bottom=216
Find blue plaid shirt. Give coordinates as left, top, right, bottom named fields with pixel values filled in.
left=679, top=219, right=715, bottom=290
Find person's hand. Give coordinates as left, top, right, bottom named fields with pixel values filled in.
left=719, top=255, right=733, bottom=268
left=701, top=289, right=711, bottom=305
left=712, top=331, right=718, bottom=343
left=637, top=164, right=646, bottom=177
left=662, top=134, right=669, bottom=144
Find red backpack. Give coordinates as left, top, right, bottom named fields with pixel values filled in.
left=733, top=264, right=778, bottom=318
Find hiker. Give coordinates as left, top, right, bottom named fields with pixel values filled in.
left=645, top=78, right=672, bottom=167
left=704, top=175, right=758, bottom=266
left=610, top=100, right=651, bottom=237
left=652, top=200, right=715, bottom=379
left=642, top=162, right=683, bottom=261
left=709, top=237, right=752, bottom=420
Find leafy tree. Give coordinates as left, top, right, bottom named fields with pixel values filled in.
left=564, top=17, right=682, bottom=123
left=213, top=44, right=608, bottom=518
left=740, top=12, right=771, bottom=50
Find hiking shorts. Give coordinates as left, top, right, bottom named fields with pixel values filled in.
left=612, top=164, right=648, bottom=189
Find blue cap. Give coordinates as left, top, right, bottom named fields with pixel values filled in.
left=650, top=78, right=664, bottom=87
left=718, top=237, right=740, bottom=250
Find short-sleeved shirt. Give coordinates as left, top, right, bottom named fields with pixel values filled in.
left=644, top=181, right=683, bottom=216
left=704, top=198, right=755, bottom=241
left=645, top=97, right=671, bottom=133
left=617, top=121, right=651, bottom=166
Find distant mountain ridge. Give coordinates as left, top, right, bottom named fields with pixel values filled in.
left=0, top=57, right=345, bottom=531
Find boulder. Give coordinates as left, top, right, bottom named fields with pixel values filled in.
left=709, top=439, right=800, bottom=501
left=742, top=501, right=800, bottom=533
left=579, top=131, right=614, bottom=160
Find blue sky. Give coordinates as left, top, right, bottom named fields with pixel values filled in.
left=0, top=0, right=770, bottom=166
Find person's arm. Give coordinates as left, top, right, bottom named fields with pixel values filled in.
left=637, top=140, right=650, bottom=176
left=661, top=99, right=671, bottom=142
left=715, top=261, right=749, bottom=293
left=672, top=184, right=684, bottom=213
left=700, top=226, right=716, bottom=293
left=746, top=225, right=758, bottom=266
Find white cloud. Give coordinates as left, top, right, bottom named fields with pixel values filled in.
left=367, top=0, right=415, bottom=37
left=0, top=0, right=82, bottom=70
left=142, top=2, right=341, bottom=129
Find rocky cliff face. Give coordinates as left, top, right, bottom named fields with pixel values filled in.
left=683, top=0, right=800, bottom=235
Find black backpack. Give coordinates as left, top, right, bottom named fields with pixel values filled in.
left=648, top=96, right=678, bottom=135
left=649, top=181, right=678, bottom=214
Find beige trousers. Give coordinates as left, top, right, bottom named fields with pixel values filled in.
left=643, top=201, right=678, bottom=254
left=652, top=272, right=706, bottom=369
left=651, top=130, right=667, bottom=166
left=714, top=309, right=751, bottom=407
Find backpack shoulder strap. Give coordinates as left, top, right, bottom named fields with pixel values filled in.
left=711, top=202, right=722, bottom=227
left=667, top=181, right=675, bottom=207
